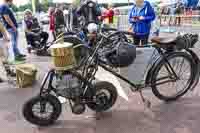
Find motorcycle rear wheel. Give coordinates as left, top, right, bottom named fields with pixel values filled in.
left=87, top=81, right=118, bottom=112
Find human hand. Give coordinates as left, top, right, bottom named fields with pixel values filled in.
left=13, top=26, right=17, bottom=32
left=132, top=16, right=139, bottom=22
left=139, top=16, right=145, bottom=20
left=128, top=27, right=133, bottom=33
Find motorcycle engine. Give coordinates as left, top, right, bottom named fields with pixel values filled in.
left=52, top=74, right=83, bottom=98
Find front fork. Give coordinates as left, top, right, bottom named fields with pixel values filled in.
left=39, top=69, right=58, bottom=113
left=39, top=69, right=57, bottom=97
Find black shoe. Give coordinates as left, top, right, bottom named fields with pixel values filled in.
left=18, top=54, right=26, bottom=58
left=0, top=78, right=3, bottom=83
left=15, top=56, right=26, bottom=61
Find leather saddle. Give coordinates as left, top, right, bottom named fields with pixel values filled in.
left=151, top=36, right=177, bottom=46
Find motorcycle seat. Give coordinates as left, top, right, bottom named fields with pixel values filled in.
left=151, top=36, right=177, bottom=45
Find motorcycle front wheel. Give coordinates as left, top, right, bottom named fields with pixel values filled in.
left=22, top=94, right=62, bottom=126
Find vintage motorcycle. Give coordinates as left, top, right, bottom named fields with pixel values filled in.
left=22, top=24, right=197, bottom=126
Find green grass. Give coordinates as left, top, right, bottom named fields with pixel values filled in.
left=192, top=21, right=200, bottom=26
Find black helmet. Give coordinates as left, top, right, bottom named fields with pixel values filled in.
left=105, top=41, right=136, bottom=68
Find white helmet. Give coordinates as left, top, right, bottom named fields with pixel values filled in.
left=87, top=23, right=98, bottom=33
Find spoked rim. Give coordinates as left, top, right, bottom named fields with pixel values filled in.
left=31, top=101, right=54, bottom=120
left=154, top=55, right=192, bottom=98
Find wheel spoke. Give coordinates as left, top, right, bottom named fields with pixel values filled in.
left=156, top=76, right=171, bottom=82
left=32, top=102, right=54, bottom=119
left=154, top=54, right=193, bottom=98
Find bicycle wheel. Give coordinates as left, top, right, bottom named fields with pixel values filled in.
left=185, top=49, right=200, bottom=91
left=151, top=52, right=195, bottom=102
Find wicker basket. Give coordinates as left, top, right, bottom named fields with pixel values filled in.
left=16, top=64, right=37, bottom=88
left=50, top=42, right=76, bottom=71
left=0, top=46, right=4, bottom=57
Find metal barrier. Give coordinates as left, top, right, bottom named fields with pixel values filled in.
left=115, top=14, right=200, bottom=31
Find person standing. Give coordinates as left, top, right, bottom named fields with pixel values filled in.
left=174, top=1, right=183, bottom=26
left=0, top=0, right=25, bottom=61
left=49, top=7, right=56, bottom=41
left=129, top=0, right=155, bottom=46
left=54, top=5, right=65, bottom=36
left=0, top=21, right=10, bottom=82
left=102, top=3, right=114, bottom=25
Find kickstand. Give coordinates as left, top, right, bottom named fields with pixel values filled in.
left=139, top=90, right=151, bottom=108
left=139, top=90, right=156, bottom=119
left=95, top=112, right=102, bottom=120
left=84, top=112, right=102, bottom=120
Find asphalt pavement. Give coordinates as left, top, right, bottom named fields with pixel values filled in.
left=0, top=26, right=200, bottom=133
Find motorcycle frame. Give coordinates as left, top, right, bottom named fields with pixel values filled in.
left=39, top=34, right=180, bottom=99
left=95, top=32, right=180, bottom=92
left=97, top=46, right=178, bottom=92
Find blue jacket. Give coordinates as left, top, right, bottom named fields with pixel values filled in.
left=129, top=1, right=155, bottom=37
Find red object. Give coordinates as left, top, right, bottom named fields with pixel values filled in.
left=101, top=8, right=114, bottom=23
left=49, top=13, right=55, bottom=31
left=133, top=16, right=139, bottom=20
left=107, top=8, right=114, bottom=23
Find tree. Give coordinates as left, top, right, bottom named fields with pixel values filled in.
left=17, top=4, right=32, bottom=12
left=41, top=0, right=50, bottom=12
left=11, top=4, right=18, bottom=12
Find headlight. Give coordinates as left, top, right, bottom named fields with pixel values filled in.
left=87, top=23, right=98, bottom=34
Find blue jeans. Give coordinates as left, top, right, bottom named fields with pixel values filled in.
left=7, top=28, right=21, bottom=57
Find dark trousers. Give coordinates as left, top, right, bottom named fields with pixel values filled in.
left=26, top=31, right=49, bottom=47
left=175, top=16, right=181, bottom=26
left=51, top=31, right=56, bottom=41
left=40, top=32, right=49, bottom=44
left=133, top=35, right=149, bottom=46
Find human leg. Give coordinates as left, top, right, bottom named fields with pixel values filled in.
left=7, top=29, right=20, bottom=57
left=141, top=35, right=149, bottom=46
left=133, top=35, right=141, bottom=46
left=7, top=29, right=25, bottom=60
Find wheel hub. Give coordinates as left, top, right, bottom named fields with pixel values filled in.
left=96, top=92, right=109, bottom=106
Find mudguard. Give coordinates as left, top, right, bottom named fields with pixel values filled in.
left=185, top=49, right=200, bottom=91
left=145, top=49, right=200, bottom=90
left=145, top=54, right=162, bottom=86
left=145, top=51, right=179, bottom=86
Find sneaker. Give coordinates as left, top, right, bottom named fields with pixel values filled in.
left=15, top=56, right=26, bottom=61
left=18, top=54, right=26, bottom=58
left=0, top=78, right=3, bottom=83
